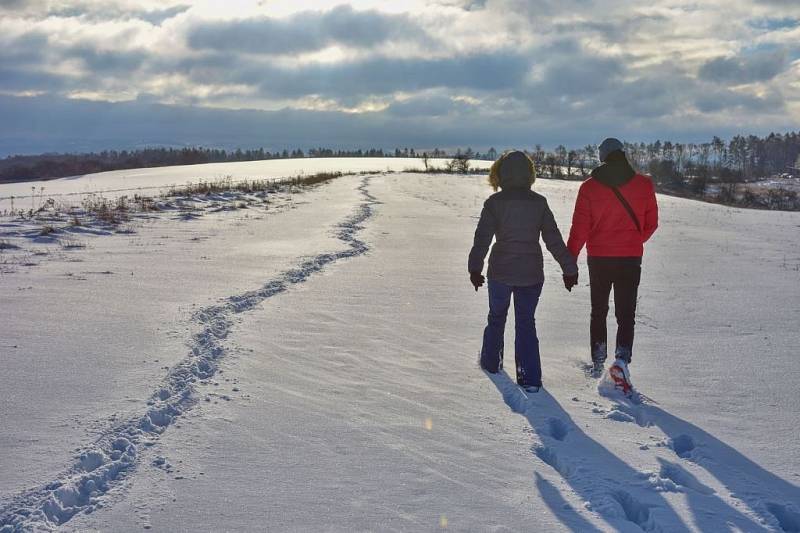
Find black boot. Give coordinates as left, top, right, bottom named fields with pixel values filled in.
left=590, top=342, right=607, bottom=378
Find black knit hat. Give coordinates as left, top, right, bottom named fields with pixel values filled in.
left=599, top=138, right=624, bottom=162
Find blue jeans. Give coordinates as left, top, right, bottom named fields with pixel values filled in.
left=480, top=279, right=544, bottom=387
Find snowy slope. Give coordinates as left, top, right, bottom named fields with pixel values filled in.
left=2, top=172, right=799, bottom=532
left=0, top=177, right=368, bottom=525
left=0, top=157, right=492, bottom=212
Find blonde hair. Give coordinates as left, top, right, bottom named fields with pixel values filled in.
left=488, top=151, right=537, bottom=191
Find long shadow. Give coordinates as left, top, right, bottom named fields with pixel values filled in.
left=487, top=370, right=797, bottom=532
left=487, top=370, right=692, bottom=532
left=534, top=473, right=603, bottom=533
left=653, top=457, right=772, bottom=532
left=641, top=403, right=800, bottom=532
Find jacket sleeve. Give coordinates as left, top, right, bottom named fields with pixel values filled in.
left=567, top=183, right=591, bottom=259
left=467, top=200, right=495, bottom=274
left=642, top=181, right=659, bottom=242
left=542, top=202, right=578, bottom=276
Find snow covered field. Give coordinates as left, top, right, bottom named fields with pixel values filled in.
left=0, top=157, right=492, bottom=212
left=1, top=168, right=799, bottom=532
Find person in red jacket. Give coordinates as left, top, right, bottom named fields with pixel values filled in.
left=567, top=138, right=658, bottom=391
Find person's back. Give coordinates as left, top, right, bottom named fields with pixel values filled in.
left=476, top=187, right=566, bottom=287
left=567, top=138, right=659, bottom=393
left=567, top=158, right=658, bottom=258
left=469, top=150, right=577, bottom=392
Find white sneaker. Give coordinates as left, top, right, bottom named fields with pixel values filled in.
left=608, top=359, right=633, bottom=396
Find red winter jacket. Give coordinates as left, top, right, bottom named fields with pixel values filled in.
left=567, top=173, right=658, bottom=258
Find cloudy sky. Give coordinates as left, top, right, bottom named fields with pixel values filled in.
left=1, top=0, right=799, bottom=155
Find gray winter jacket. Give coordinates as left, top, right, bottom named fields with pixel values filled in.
left=468, top=176, right=578, bottom=287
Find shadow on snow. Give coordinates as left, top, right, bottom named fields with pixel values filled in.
left=486, top=370, right=798, bottom=532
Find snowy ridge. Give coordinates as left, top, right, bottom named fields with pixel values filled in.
left=489, top=370, right=800, bottom=532
left=0, top=157, right=492, bottom=211
left=0, top=176, right=378, bottom=532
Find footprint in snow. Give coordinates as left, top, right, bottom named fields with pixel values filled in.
left=606, top=490, right=660, bottom=532
left=607, top=401, right=652, bottom=427
left=546, top=417, right=569, bottom=441
left=604, top=409, right=637, bottom=424
left=765, top=502, right=800, bottom=533
left=668, top=434, right=696, bottom=459
left=655, top=458, right=715, bottom=495
left=533, top=445, right=574, bottom=478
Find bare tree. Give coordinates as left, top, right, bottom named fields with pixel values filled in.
left=567, top=150, right=577, bottom=178
left=555, top=145, right=568, bottom=178
left=447, top=149, right=471, bottom=174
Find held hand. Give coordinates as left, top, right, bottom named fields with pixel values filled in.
left=563, top=272, right=578, bottom=292
left=470, top=272, right=485, bottom=291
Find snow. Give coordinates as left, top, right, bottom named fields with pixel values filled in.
left=1, top=169, right=799, bottom=532
left=0, top=157, right=492, bottom=212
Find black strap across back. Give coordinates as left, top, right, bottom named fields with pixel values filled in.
left=608, top=185, right=641, bottom=233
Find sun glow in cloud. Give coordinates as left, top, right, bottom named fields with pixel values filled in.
left=0, top=0, right=798, bottom=153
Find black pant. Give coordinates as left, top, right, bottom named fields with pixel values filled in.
left=588, top=257, right=641, bottom=364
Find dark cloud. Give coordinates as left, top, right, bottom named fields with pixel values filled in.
left=187, top=5, right=432, bottom=55
left=45, top=3, right=190, bottom=24
left=0, top=30, right=148, bottom=92
left=3, top=93, right=794, bottom=158
left=605, top=73, right=686, bottom=119
left=0, top=32, right=62, bottom=92
left=754, top=0, right=800, bottom=7
left=515, top=43, right=788, bottom=123
left=463, top=0, right=488, bottom=10
left=64, top=45, right=148, bottom=74
left=384, top=93, right=477, bottom=117
left=0, top=31, right=49, bottom=65
left=535, top=54, right=625, bottom=98
left=550, top=13, right=670, bottom=40
left=747, top=16, right=800, bottom=30
left=507, top=39, right=633, bottom=116
left=698, top=49, right=789, bottom=84
left=485, top=0, right=606, bottom=20
left=138, top=5, right=190, bottom=25
left=0, top=94, right=488, bottom=155
left=0, top=67, right=66, bottom=92
left=178, top=51, right=531, bottom=101
left=694, top=88, right=783, bottom=113
left=0, top=0, right=28, bottom=8
left=0, top=1, right=189, bottom=23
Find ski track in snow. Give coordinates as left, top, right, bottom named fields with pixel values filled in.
left=490, top=370, right=800, bottom=532
left=0, top=176, right=378, bottom=532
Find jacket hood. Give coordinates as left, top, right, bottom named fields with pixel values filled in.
left=498, top=150, right=533, bottom=189
left=591, top=154, right=636, bottom=187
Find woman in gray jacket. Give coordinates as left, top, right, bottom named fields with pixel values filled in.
left=468, top=150, right=578, bottom=392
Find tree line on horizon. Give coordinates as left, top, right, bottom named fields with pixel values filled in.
left=1, top=132, right=798, bottom=188
left=531, top=131, right=800, bottom=185
left=0, top=145, right=498, bottom=183
left=531, top=132, right=800, bottom=210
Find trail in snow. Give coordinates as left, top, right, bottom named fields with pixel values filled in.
left=490, top=370, right=800, bottom=532
left=0, top=176, right=378, bottom=532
